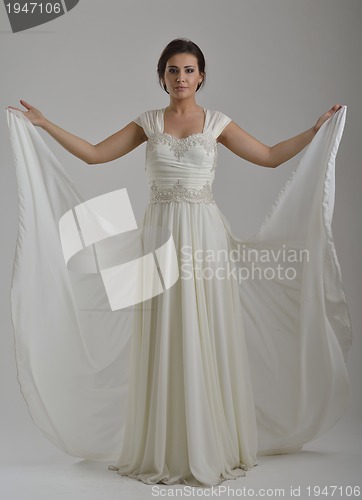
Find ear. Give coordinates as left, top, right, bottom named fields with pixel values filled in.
left=162, top=79, right=169, bottom=94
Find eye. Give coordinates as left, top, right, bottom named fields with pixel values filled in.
left=167, top=68, right=177, bottom=73
left=186, top=68, right=194, bottom=73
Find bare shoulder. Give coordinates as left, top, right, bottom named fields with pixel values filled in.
left=130, top=120, right=148, bottom=142
left=91, top=120, right=147, bottom=165
left=217, top=120, right=273, bottom=168
left=217, top=120, right=242, bottom=144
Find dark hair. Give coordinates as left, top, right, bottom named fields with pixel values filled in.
left=157, top=38, right=206, bottom=94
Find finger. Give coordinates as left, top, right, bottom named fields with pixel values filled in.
left=332, top=104, right=342, bottom=112
left=327, top=106, right=336, bottom=115
left=6, top=106, right=22, bottom=112
left=20, top=99, right=32, bottom=110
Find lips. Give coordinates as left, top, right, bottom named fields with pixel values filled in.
left=175, top=87, right=187, bottom=90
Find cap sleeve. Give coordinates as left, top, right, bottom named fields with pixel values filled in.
left=132, top=110, right=157, bottom=139
left=133, top=115, right=143, bottom=127
left=206, top=110, right=232, bottom=139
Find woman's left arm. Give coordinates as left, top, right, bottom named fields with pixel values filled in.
left=218, top=104, right=343, bottom=169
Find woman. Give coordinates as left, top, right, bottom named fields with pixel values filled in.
left=8, top=41, right=340, bottom=167
left=7, top=38, right=350, bottom=487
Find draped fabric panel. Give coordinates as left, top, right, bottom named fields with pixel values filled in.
left=6, top=106, right=352, bottom=462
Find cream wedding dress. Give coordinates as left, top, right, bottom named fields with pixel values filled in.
left=6, top=106, right=352, bottom=487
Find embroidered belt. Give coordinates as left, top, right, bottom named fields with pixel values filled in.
left=149, top=179, right=215, bottom=204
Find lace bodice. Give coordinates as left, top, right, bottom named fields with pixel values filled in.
left=133, top=108, right=231, bottom=203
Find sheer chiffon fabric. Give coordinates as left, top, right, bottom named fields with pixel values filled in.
left=6, top=106, right=352, bottom=487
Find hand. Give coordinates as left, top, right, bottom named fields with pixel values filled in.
left=6, top=100, right=47, bottom=127
left=314, top=104, right=344, bottom=133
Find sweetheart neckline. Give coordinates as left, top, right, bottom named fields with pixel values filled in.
left=157, top=131, right=216, bottom=142
left=160, top=108, right=208, bottom=140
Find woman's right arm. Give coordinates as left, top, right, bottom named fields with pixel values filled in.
left=7, top=100, right=147, bottom=165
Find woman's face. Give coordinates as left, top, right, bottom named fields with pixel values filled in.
left=162, top=53, right=204, bottom=99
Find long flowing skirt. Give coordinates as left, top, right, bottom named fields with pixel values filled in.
left=108, top=201, right=258, bottom=486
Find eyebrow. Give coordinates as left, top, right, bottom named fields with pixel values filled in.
left=166, top=65, right=196, bottom=68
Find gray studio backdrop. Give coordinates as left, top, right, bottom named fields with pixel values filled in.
left=1, top=0, right=361, bottom=452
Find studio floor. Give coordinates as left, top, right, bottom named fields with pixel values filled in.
left=0, top=412, right=360, bottom=500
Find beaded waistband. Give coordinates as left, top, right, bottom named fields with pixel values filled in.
left=149, top=179, right=215, bottom=204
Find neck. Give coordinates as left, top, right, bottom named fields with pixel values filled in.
left=167, top=97, right=200, bottom=114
